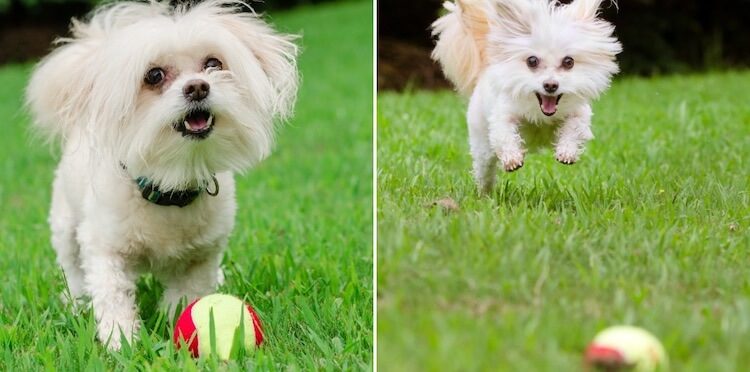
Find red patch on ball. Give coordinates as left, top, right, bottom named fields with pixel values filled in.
left=174, top=299, right=200, bottom=357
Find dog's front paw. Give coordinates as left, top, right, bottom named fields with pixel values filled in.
left=555, top=153, right=578, bottom=165
left=499, top=151, right=525, bottom=172
left=504, top=159, right=524, bottom=172
left=555, top=146, right=581, bottom=165
left=97, top=316, right=140, bottom=350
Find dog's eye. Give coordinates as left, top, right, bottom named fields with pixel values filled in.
left=526, top=56, right=539, bottom=69
left=144, top=68, right=165, bottom=85
left=562, top=56, right=575, bottom=70
left=205, top=58, right=223, bottom=71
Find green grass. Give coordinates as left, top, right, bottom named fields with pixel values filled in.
left=0, top=1, right=372, bottom=370
left=377, top=72, right=750, bottom=371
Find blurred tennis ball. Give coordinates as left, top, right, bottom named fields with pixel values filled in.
left=585, top=325, right=667, bottom=371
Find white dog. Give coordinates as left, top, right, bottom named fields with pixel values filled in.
left=432, top=0, right=621, bottom=193
left=26, top=0, right=298, bottom=349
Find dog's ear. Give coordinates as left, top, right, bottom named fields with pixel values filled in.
left=490, top=0, right=533, bottom=35
left=26, top=27, right=100, bottom=142
left=456, top=0, right=491, bottom=39
left=214, top=9, right=300, bottom=120
left=565, top=0, right=608, bottom=20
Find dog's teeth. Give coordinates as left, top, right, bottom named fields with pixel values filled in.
left=183, top=120, right=191, bottom=131
left=207, top=115, right=213, bottom=127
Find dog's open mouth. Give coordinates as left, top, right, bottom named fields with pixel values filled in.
left=175, top=109, right=214, bottom=139
left=535, top=93, right=563, bottom=117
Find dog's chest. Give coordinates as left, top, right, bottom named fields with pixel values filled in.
left=517, top=117, right=559, bottom=150
left=121, top=198, right=235, bottom=266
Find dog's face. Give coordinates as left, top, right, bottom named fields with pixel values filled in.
left=122, top=22, right=285, bottom=189
left=138, top=51, right=227, bottom=142
left=486, top=0, right=621, bottom=116
left=27, top=1, right=298, bottom=190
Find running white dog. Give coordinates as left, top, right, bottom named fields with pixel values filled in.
left=432, top=0, right=621, bottom=193
left=26, top=0, right=298, bottom=349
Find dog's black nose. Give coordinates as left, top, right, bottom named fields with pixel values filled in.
left=183, top=79, right=210, bottom=101
left=543, top=80, right=559, bottom=94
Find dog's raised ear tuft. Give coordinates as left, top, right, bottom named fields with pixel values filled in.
left=491, top=0, right=533, bottom=35
left=565, top=0, right=609, bottom=20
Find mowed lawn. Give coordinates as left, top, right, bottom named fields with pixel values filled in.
left=0, top=1, right=372, bottom=370
left=378, top=72, right=750, bottom=370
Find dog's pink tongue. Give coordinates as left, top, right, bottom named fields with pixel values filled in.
left=187, top=115, right=208, bottom=130
left=540, top=95, right=558, bottom=115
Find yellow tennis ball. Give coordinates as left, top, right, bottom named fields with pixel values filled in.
left=585, top=325, right=668, bottom=371
left=173, top=293, right=264, bottom=359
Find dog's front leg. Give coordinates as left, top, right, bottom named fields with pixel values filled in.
left=81, top=246, right=139, bottom=350
left=468, top=94, right=498, bottom=194
left=555, top=105, right=594, bottom=164
left=488, top=106, right=525, bottom=172
left=158, top=253, right=224, bottom=318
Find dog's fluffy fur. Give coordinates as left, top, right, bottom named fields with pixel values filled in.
left=432, top=0, right=621, bottom=193
left=26, top=0, right=298, bottom=349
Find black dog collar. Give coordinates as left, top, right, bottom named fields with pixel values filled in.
left=135, top=177, right=203, bottom=207
left=121, top=163, right=219, bottom=207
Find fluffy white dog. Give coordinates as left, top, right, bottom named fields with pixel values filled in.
left=26, top=0, right=298, bottom=349
left=432, top=0, right=621, bottom=193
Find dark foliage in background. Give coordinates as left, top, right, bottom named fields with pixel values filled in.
left=378, top=0, right=750, bottom=90
left=596, top=0, right=750, bottom=75
left=0, top=0, right=339, bottom=12
left=0, top=0, right=344, bottom=63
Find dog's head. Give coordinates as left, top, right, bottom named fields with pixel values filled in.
left=27, top=1, right=298, bottom=190
left=486, top=0, right=621, bottom=116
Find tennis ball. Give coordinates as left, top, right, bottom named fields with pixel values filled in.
left=173, top=293, right=264, bottom=359
left=584, top=325, right=667, bottom=371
